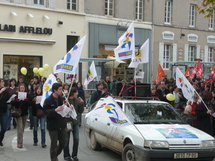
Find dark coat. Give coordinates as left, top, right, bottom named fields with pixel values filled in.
left=43, top=94, right=66, bottom=131
left=156, top=88, right=170, bottom=102
left=0, top=88, right=9, bottom=113
left=11, top=93, right=30, bottom=116
left=31, top=93, right=43, bottom=117
left=196, top=102, right=212, bottom=135
left=91, top=90, right=102, bottom=105
left=77, top=87, right=86, bottom=106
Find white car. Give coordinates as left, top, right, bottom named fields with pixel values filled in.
left=85, top=97, right=215, bottom=161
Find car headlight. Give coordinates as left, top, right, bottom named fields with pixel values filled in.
left=144, top=140, right=169, bottom=149
left=201, top=140, right=215, bottom=148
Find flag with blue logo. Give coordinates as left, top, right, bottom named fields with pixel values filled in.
left=86, top=96, right=132, bottom=126
left=84, top=61, right=97, bottom=89
left=114, top=22, right=135, bottom=61
left=176, top=67, right=195, bottom=101
left=40, top=73, right=57, bottom=107
left=53, top=36, right=86, bottom=74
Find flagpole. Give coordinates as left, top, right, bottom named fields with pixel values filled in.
left=134, top=67, right=137, bottom=98
left=194, top=91, right=209, bottom=111
left=67, top=75, right=75, bottom=100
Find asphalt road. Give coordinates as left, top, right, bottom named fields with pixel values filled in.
left=0, top=110, right=121, bottom=161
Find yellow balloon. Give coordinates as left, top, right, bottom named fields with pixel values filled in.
left=20, top=67, right=27, bottom=75
left=166, top=93, right=175, bottom=101
left=43, top=64, right=50, bottom=71
left=33, top=67, right=39, bottom=73
left=38, top=68, right=44, bottom=76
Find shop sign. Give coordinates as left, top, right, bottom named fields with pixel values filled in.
left=162, top=31, right=174, bottom=40
left=187, top=34, right=198, bottom=42
left=0, top=24, right=52, bottom=35
left=207, top=35, right=215, bottom=43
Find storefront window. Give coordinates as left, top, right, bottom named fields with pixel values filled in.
left=3, top=55, right=42, bottom=86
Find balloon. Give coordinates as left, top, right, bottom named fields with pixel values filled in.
left=166, top=93, right=175, bottom=101
left=43, top=64, right=50, bottom=71
left=20, top=67, right=27, bottom=75
left=33, top=67, right=39, bottom=73
left=38, top=68, right=44, bottom=76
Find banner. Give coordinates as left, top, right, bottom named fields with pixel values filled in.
left=53, top=36, right=86, bottom=74
left=129, top=38, right=149, bottom=68
left=114, top=22, right=135, bottom=61
left=40, top=73, right=57, bottom=107
left=184, top=66, right=191, bottom=77
left=156, top=64, right=165, bottom=84
left=176, top=67, right=195, bottom=101
left=85, top=96, right=132, bottom=126
left=84, top=61, right=97, bottom=89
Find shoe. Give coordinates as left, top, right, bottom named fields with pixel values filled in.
left=72, top=157, right=79, bottom=161
left=7, top=127, right=11, bottom=130
left=0, top=142, right=3, bottom=146
left=64, top=158, right=72, bottom=161
left=33, top=143, right=37, bottom=146
left=42, top=144, right=47, bottom=148
left=17, top=145, right=23, bottom=148
left=29, top=127, right=33, bottom=130
left=14, top=126, right=16, bottom=129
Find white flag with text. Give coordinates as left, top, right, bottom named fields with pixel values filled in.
left=84, top=61, right=97, bottom=89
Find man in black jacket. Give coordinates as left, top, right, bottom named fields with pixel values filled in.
left=90, top=82, right=103, bottom=105
left=43, top=83, right=67, bottom=161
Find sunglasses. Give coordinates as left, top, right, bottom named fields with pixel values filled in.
left=4, top=70, right=10, bottom=75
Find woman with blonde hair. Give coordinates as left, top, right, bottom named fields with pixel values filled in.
left=181, top=105, right=193, bottom=126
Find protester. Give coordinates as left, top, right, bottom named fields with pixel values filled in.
left=77, top=81, right=86, bottom=126
left=0, top=78, right=10, bottom=146
left=62, top=83, right=70, bottom=98
left=109, top=76, right=119, bottom=91
left=11, top=83, right=30, bottom=148
left=32, top=85, right=46, bottom=148
left=63, top=87, right=84, bottom=161
left=6, top=78, right=17, bottom=130
left=181, top=105, right=194, bottom=126
left=105, top=76, right=111, bottom=91
left=156, top=81, right=170, bottom=103
left=101, top=84, right=111, bottom=97
left=150, top=86, right=159, bottom=100
left=90, top=82, right=103, bottom=105
left=43, top=83, right=68, bottom=161
left=17, top=76, right=28, bottom=89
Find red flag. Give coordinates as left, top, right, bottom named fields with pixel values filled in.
left=202, top=79, right=212, bottom=86
left=184, top=66, right=191, bottom=77
left=196, top=60, right=203, bottom=78
left=156, top=64, right=165, bottom=84
left=191, top=63, right=197, bottom=77
left=209, top=64, right=215, bottom=77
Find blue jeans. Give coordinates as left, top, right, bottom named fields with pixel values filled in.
left=0, top=111, right=8, bottom=143
left=77, top=113, right=82, bottom=126
left=29, top=106, right=33, bottom=129
left=63, top=123, right=79, bottom=159
left=7, top=109, right=11, bottom=129
left=33, top=116, right=46, bottom=144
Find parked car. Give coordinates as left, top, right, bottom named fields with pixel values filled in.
left=85, top=97, right=215, bottom=161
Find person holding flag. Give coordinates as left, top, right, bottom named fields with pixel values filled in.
left=43, top=83, right=72, bottom=161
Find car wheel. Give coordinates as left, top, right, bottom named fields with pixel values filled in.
left=90, top=130, right=101, bottom=150
left=122, top=143, right=136, bottom=161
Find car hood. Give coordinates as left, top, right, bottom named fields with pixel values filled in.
left=135, top=124, right=214, bottom=144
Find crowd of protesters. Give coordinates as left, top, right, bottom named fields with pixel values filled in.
left=152, top=74, right=215, bottom=136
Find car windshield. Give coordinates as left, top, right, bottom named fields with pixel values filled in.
left=124, top=103, right=185, bottom=124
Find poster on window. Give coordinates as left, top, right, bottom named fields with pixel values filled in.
left=3, top=64, right=18, bottom=82
left=172, top=65, right=186, bottom=78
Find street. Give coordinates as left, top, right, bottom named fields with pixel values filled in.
left=0, top=110, right=121, bottom=161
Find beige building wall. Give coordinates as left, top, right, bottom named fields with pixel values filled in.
left=0, top=1, right=86, bottom=82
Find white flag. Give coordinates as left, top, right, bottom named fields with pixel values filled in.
left=40, top=74, right=57, bottom=107
left=114, top=22, right=135, bottom=61
left=84, top=61, right=97, bottom=89
left=129, top=38, right=149, bottom=68
left=53, top=36, right=86, bottom=74
left=176, top=67, right=195, bottom=101
left=85, top=96, right=132, bottom=126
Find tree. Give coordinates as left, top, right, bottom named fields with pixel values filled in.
left=196, top=0, right=215, bottom=18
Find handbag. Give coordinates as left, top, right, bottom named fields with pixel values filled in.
left=11, top=101, right=22, bottom=118
left=37, top=109, right=45, bottom=117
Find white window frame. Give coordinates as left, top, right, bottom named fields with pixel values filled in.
left=67, top=0, right=77, bottom=11
left=164, top=0, right=171, bottom=24
left=209, top=9, right=214, bottom=30
left=105, top=0, right=114, bottom=16
left=163, top=44, right=172, bottom=69
left=188, top=46, right=196, bottom=61
left=34, top=0, right=45, bottom=5
left=189, top=4, right=196, bottom=27
left=136, top=0, right=143, bottom=20
left=208, top=47, right=214, bottom=62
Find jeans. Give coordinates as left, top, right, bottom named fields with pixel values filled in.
left=49, top=129, right=66, bottom=161
left=33, top=116, right=46, bottom=144
left=6, top=109, right=11, bottom=129
left=15, top=115, right=28, bottom=146
left=64, top=123, right=79, bottom=159
left=77, top=113, right=82, bottom=126
left=0, top=111, right=8, bottom=143
left=28, top=106, right=33, bottom=129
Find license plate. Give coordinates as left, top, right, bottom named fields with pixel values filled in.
left=174, top=153, right=198, bottom=159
